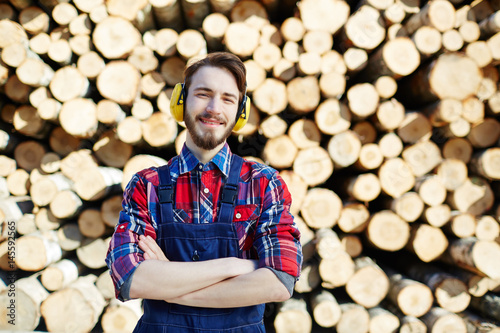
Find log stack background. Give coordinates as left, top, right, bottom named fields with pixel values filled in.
left=1, top=0, right=500, bottom=331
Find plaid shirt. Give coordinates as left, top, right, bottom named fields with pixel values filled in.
left=106, top=143, right=302, bottom=300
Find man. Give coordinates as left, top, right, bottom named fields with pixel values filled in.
left=106, top=52, right=302, bottom=332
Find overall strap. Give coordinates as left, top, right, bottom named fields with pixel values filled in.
left=157, top=164, right=174, bottom=223
left=218, top=155, right=243, bottom=223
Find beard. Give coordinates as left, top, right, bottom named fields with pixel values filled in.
left=184, top=111, right=236, bottom=150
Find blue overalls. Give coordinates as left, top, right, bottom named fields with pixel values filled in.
left=133, top=155, right=266, bottom=333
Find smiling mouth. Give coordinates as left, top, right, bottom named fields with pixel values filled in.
left=200, top=118, right=224, bottom=126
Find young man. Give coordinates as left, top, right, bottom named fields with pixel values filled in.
left=106, top=52, right=303, bottom=332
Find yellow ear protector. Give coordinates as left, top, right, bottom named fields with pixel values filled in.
left=170, top=82, right=251, bottom=132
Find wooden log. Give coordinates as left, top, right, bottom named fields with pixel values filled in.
left=407, top=263, right=471, bottom=313
left=422, top=98, right=462, bottom=127
left=96, top=61, right=141, bottom=105
left=404, top=52, right=482, bottom=104
left=34, top=207, right=62, bottom=232
left=41, top=258, right=82, bottom=291
left=176, top=29, right=207, bottom=61
left=442, top=137, right=473, bottom=163
left=402, top=140, right=442, bottom=177
left=341, top=5, right=386, bottom=51
left=40, top=275, right=106, bottom=333
left=101, top=298, right=143, bottom=333
left=286, top=76, right=320, bottom=115
left=280, top=17, right=305, bottom=42
left=447, top=177, right=494, bottom=216
left=319, top=250, right=355, bottom=288
left=469, top=293, right=500, bottom=322
left=355, top=143, right=384, bottom=171
left=346, top=83, right=379, bottom=119
left=366, top=210, right=410, bottom=251
left=16, top=230, right=63, bottom=271
left=14, top=140, right=46, bottom=172
left=467, top=117, right=500, bottom=148
left=407, top=223, right=449, bottom=262
left=384, top=191, right=423, bottom=223
left=37, top=98, right=61, bottom=123
left=327, top=130, right=361, bottom=169
left=261, top=135, right=298, bottom=169
left=372, top=98, right=405, bottom=132
left=475, top=215, right=500, bottom=241
left=397, top=111, right=432, bottom=144
left=315, top=227, right=342, bottom=259
left=274, top=298, right=312, bottom=333
left=311, top=290, right=341, bottom=328
left=435, top=158, right=468, bottom=191
left=346, top=256, right=390, bottom=308
left=140, top=72, right=166, bottom=100
left=377, top=132, right=403, bottom=159
left=0, top=3, right=16, bottom=20
left=421, top=307, right=467, bottom=333
left=49, top=189, right=83, bottom=220
left=96, top=269, right=115, bottom=301
left=13, top=105, right=49, bottom=141
left=344, top=173, right=381, bottom=202
left=272, top=58, right=296, bottom=82
left=368, top=306, right=400, bottom=333
left=300, top=188, right=342, bottom=229
left=442, top=29, right=465, bottom=52
left=141, top=112, right=178, bottom=148
left=73, top=166, right=122, bottom=201
left=93, top=130, right=133, bottom=169
left=459, top=310, right=500, bottom=333
left=48, top=127, right=81, bottom=157
left=294, top=261, right=320, bottom=294
left=19, top=6, right=49, bottom=34
left=298, top=51, right=322, bottom=76
left=378, top=158, right=416, bottom=198
left=116, top=116, right=143, bottom=145
left=288, top=119, right=321, bottom=149
left=57, top=222, right=84, bottom=252
left=415, top=175, right=446, bottom=206
left=17, top=213, right=36, bottom=235
left=122, top=154, right=167, bottom=190
left=100, top=195, right=122, bottom=228
left=292, top=216, right=315, bottom=262
left=466, top=41, right=493, bottom=68
left=292, top=146, right=334, bottom=187
left=49, top=65, right=90, bottom=103
left=386, top=270, right=434, bottom=317
left=297, top=0, right=349, bottom=34
left=336, top=302, right=370, bottom=333
left=337, top=202, right=370, bottom=234
left=444, top=237, right=500, bottom=280
left=202, top=13, right=229, bottom=51
left=314, top=99, right=351, bottom=135
left=423, top=204, right=451, bottom=228
left=6, top=169, right=29, bottom=196
left=0, top=275, right=49, bottom=330
left=479, top=65, right=498, bottom=102
left=92, top=16, right=141, bottom=59
left=78, top=208, right=107, bottom=238
left=448, top=267, right=498, bottom=297
left=0, top=156, right=16, bottom=179
left=30, top=173, right=73, bottom=207
left=76, top=237, right=110, bottom=270
left=445, top=211, right=477, bottom=238
left=224, top=22, right=260, bottom=58
left=59, top=98, right=98, bottom=139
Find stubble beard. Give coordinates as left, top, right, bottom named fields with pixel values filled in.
left=184, top=111, right=236, bottom=150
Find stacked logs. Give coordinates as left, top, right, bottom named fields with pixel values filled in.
left=0, top=0, right=500, bottom=332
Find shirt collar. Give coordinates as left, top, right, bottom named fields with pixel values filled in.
left=178, top=143, right=232, bottom=177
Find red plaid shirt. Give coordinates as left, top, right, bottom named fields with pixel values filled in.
left=106, top=143, right=302, bottom=300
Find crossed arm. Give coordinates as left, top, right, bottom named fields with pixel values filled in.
left=128, top=235, right=291, bottom=308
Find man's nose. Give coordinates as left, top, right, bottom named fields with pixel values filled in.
left=206, top=97, right=223, bottom=114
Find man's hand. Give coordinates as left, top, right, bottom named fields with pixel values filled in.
left=139, top=235, right=169, bottom=261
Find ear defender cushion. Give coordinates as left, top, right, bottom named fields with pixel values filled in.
left=233, top=96, right=251, bottom=132
left=170, top=83, right=185, bottom=122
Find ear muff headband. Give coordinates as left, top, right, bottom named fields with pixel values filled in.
left=169, top=82, right=250, bottom=132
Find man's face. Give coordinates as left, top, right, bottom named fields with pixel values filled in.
left=184, top=66, right=239, bottom=151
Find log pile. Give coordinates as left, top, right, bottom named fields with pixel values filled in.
left=1, top=0, right=500, bottom=332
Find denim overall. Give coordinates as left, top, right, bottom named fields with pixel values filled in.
left=133, top=156, right=266, bottom=332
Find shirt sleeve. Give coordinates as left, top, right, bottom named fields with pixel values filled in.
left=254, top=171, right=303, bottom=279
left=105, top=172, right=156, bottom=301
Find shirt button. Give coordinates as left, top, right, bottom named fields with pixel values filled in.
left=203, top=188, right=209, bottom=194
left=236, top=213, right=241, bottom=219
left=198, top=165, right=203, bottom=170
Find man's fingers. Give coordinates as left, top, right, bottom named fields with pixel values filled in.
left=139, top=235, right=168, bottom=261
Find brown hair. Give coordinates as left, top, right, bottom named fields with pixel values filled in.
left=183, top=52, right=246, bottom=104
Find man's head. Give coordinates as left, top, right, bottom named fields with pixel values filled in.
left=180, top=52, right=247, bottom=151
